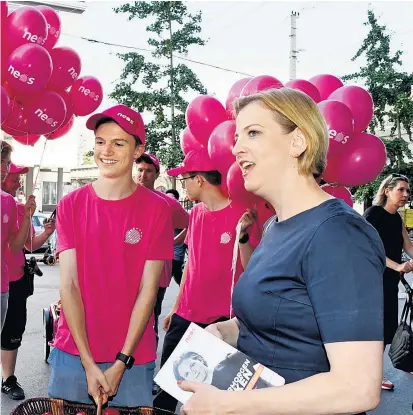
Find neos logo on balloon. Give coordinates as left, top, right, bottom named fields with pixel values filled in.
left=78, top=86, right=100, bottom=102
left=34, top=109, right=60, bottom=128
left=329, top=129, right=348, bottom=145
left=46, top=24, right=59, bottom=38
left=22, top=29, right=44, bottom=45
left=68, top=67, right=79, bottom=80
left=7, top=65, right=34, bottom=85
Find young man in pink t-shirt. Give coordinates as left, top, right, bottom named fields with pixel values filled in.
left=47, top=106, right=174, bottom=408
left=135, top=153, right=189, bottom=395
left=1, top=141, right=36, bottom=331
left=153, top=149, right=260, bottom=412
left=2, top=163, right=56, bottom=401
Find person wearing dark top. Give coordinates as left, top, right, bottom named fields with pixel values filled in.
left=363, top=173, right=413, bottom=391
left=165, top=189, right=187, bottom=285
left=178, top=88, right=386, bottom=415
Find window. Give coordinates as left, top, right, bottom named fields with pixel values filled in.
left=43, top=182, right=57, bottom=205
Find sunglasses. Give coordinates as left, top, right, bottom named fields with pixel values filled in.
left=390, top=173, right=409, bottom=182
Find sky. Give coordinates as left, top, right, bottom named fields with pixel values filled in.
left=7, top=0, right=413, bottom=168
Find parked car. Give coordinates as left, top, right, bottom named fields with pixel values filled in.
left=25, top=212, right=50, bottom=252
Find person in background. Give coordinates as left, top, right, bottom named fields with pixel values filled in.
left=1, top=163, right=56, bottom=401
left=364, top=173, right=413, bottom=391
left=135, top=153, right=189, bottom=395
left=1, top=141, right=36, bottom=331
left=154, top=150, right=260, bottom=413
left=178, top=89, right=385, bottom=415
left=47, top=105, right=174, bottom=408
left=165, top=188, right=187, bottom=286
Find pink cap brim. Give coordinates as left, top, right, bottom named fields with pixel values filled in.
left=167, top=166, right=187, bottom=177
left=10, top=166, right=29, bottom=174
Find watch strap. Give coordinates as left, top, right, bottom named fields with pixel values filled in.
left=116, top=352, right=135, bottom=369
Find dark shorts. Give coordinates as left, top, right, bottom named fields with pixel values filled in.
left=1, top=276, right=29, bottom=350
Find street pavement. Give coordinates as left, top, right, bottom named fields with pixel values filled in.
left=1, top=261, right=412, bottom=414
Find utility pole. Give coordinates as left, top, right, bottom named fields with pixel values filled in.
left=289, top=11, right=299, bottom=80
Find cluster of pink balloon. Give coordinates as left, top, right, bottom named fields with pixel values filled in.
left=181, top=74, right=387, bottom=208
left=0, top=2, right=103, bottom=146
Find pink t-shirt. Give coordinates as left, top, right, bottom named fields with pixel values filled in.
left=1, top=190, right=18, bottom=293
left=54, top=184, right=174, bottom=365
left=177, top=201, right=261, bottom=324
left=155, top=191, right=189, bottom=288
left=5, top=202, right=35, bottom=283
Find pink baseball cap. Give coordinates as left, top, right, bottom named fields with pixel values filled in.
left=86, top=104, right=146, bottom=145
left=167, top=150, right=216, bottom=177
left=9, top=163, right=28, bottom=174
left=137, top=153, right=160, bottom=172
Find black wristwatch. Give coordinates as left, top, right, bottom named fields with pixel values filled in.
left=239, top=233, right=250, bottom=244
left=116, top=352, right=135, bottom=369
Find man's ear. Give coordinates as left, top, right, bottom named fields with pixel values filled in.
left=134, top=144, right=145, bottom=160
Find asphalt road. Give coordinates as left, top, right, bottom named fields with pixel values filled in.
left=1, top=262, right=412, bottom=414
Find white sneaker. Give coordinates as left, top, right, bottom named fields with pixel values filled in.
left=381, top=377, right=394, bottom=391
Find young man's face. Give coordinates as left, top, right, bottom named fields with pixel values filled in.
left=94, top=122, right=143, bottom=179
left=2, top=172, right=21, bottom=196
left=136, top=161, right=159, bottom=190
left=180, top=173, right=200, bottom=201
left=1, top=153, right=11, bottom=183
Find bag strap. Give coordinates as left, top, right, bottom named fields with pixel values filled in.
left=263, top=215, right=277, bottom=235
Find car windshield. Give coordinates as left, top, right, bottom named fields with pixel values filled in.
left=32, top=216, right=44, bottom=227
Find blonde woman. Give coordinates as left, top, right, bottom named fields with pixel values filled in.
left=178, top=89, right=386, bottom=415
left=363, top=173, right=413, bottom=391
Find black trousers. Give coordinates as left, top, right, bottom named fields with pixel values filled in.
left=154, top=287, right=167, bottom=346
left=153, top=313, right=228, bottom=413
left=171, top=260, right=184, bottom=286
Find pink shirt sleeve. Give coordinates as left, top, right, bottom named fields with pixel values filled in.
left=169, top=197, right=189, bottom=229
left=9, top=198, right=18, bottom=238
left=146, top=201, right=174, bottom=260
left=56, top=196, right=75, bottom=254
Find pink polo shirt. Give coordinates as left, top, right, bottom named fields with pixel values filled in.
left=177, top=201, right=261, bottom=324
left=1, top=190, right=18, bottom=293
left=155, top=191, right=189, bottom=288
left=5, top=202, right=35, bottom=283
left=54, top=184, right=174, bottom=364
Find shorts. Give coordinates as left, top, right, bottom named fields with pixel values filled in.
left=48, top=348, right=155, bottom=408
left=1, top=276, right=29, bottom=350
left=1, top=292, right=9, bottom=330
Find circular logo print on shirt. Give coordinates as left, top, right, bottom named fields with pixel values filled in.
left=125, top=228, right=142, bottom=244
left=220, top=232, right=232, bottom=244
left=3, top=214, right=9, bottom=224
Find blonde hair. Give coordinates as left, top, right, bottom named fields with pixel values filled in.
left=374, top=174, right=409, bottom=206
left=234, top=88, right=329, bottom=178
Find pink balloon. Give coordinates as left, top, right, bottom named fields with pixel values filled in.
left=1, top=100, right=26, bottom=135
left=47, top=47, right=81, bottom=91
left=5, top=43, right=52, bottom=95
left=241, top=75, right=283, bottom=97
left=180, top=127, right=203, bottom=155
left=1, top=2, right=7, bottom=35
left=328, top=86, right=374, bottom=133
left=321, top=185, right=353, bottom=207
left=12, top=133, right=41, bottom=146
left=70, top=76, right=103, bottom=116
left=36, top=5, right=61, bottom=50
left=208, top=120, right=236, bottom=175
left=46, top=115, right=74, bottom=140
left=225, top=78, right=251, bottom=118
left=1, top=86, right=11, bottom=124
left=285, top=79, right=321, bottom=103
left=323, top=132, right=386, bottom=187
left=185, top=95, right=227, bottom=147
left=57, top=89, right=74, bottom=128
left=227, top=161, right=262, bottom=206
left=308, top=74, right=343, bottom=101
left=5, top=6, right=48, bottom=53
left=23, top=90, right=66, bottom=134
left=317, top=100, right=354, bottom=157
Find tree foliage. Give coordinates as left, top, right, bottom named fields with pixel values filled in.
left=111, top=1, right=207, bottom=173
left=343, top=10, right=413, bottom=202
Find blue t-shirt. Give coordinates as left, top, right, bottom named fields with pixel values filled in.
left=174, top=228, right=186, bottom=261
left=232, top=199, right=386, bottom=384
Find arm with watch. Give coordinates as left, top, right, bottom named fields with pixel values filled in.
left=103, top=259, right=165, bottom=397
left=238, top=208, right=257, bottom=269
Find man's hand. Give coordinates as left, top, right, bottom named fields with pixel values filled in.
left=179, top=381, right=227, bottom=414
left=205, top=324, right=223, bottom=341
left=24, top=195, right=36, bottom=219
left=44, top=219, right=56, bottom=236
left=239, top=208, right=257, bottom=236
left=104, top=360, right=126, bottom=397
left=397, top=260, right=413, bottom=274
left=163, top=312, right=174, bottom=332
left=83, top=362, right=111, bottom=406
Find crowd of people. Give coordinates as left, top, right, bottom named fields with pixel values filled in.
left=0, top=87, right=411, bottom=414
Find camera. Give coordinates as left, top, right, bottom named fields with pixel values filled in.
left=28, top=256, right=43, bottom=277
